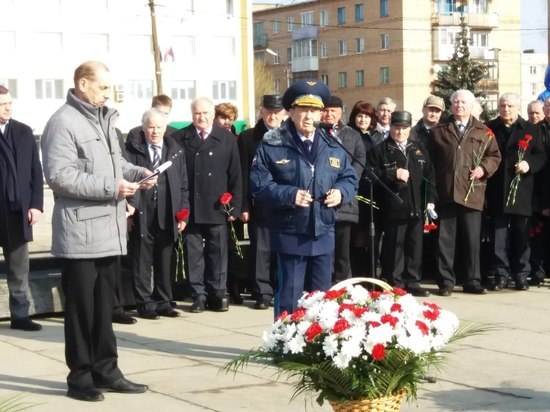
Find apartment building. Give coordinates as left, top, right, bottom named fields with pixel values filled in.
left=1, top=0, right=254, bottom=134
left=253, top=0, right=521, bottom=120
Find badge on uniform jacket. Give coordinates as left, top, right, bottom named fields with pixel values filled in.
left=275, top=159, right=292, bottom=164
left=329, top=157, right=340, bottom=168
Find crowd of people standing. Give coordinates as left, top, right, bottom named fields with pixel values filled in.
left=2, top=59, right=550, bottom=402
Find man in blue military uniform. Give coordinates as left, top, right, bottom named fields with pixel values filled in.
left=250, top=80, right=358, bottom=316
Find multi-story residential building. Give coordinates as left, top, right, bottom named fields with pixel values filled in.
left=253, top=0, right=521, bottom=120
left=1, top=0, right=254, bottom=134
left=521, top=50, right=547, bottom=113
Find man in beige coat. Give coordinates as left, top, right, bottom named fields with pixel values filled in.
left=428, top=89, right=501, bottom=296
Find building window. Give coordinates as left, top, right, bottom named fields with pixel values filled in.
left=472, top=0, right=488, bottom=13
left=380, top=67, right=389, bottom=84
left=356, top=37, right=365, bottom=53
left=338, top=72, right=347, bottom=88
left=128, top=80, right=154, bottom=100
left=380, top=0, right=389, bottom=17
left=0, top=79, right=18, bottom=98
left=301, top=11, right=313, bottom=27
left=322, top=74, right=329, bottom=86
left=338, top=40, right=347, bottom=56
left=226, top=0, right=234, bottom=16
left=530, top=66, right=537, bottom=75
left=381, top=34, right=389, bottom=49
left=272, top=20, right=280, bottom=34
left=35, top=79, right=63, bottom=99
left=470, top=32, right=488, bottom=47
left=356, top=70, right=365, bottom=86
left=337, top=7, right=346, bottom=25
left=355, top=4, right=364, bottom=22
left=321, top=42, right=328, bottom=58
left=274, top=79, right=280, bottom=93
left=439, top=27, right=460, bottom=46
left=272, top=48, right=280, bottom=64
left=319, top=10, right=328, bottom=26
left=293, top=39, right=318, bottom=59
left=170, top=80, right=196, bottom=100
left=437, top=0, right=457, bottom=14
left=287, top=16, right=294, bottom=32
left=212, top=80, right=236, bottom=100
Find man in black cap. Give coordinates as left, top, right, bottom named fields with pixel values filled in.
left=238, top=95, right=286, bottom=309
left=410, top=95, right=445, bottom=150
left=250, top=80, right=358, bottom=316
left=369, top=111, right=436, bottom=296
left=320, top=96, right=365, bottom=282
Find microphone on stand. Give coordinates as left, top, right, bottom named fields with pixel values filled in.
left=313, top=121, right=339, bottom=132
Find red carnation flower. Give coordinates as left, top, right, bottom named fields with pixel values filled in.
left=392, top=287, right=407, bottom=296
left=324, top=288, right=346, bottom=300
left=276, top=311, right=288, bottom=322
left=423, top=308, right=440, bottom=321
left=369, top=291, right=382, bottom=299
left=219, top=192, right=233, bottom=206
left=353, top=307, right=369, bottom=317
left=381, top=314, right=399, bottom=327
left=371, top=343, right=386, bottom=360
left=367, top=321, right=381, bottom=328
left=424, top=302, right=440, bottom=310
left=176, top=208, right=190, bottom=222
left=390, top=303, right=402, bottom=313
left=524, top=134, right=533, bottom=142
left=290, top=307, right=306, bottom=322
left=305, top=322, right=323, bottom=342
left=338, top=303, right=355, bottom=315
left=416, top=320, right=429, bottom=335
left=332, top=319, right=351, bottom=334
left=518, top=140, right=529, bottom=150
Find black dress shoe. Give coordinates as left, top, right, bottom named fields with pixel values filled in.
left=190, top=298, right=206, bottom=313
left=515, top=280, right=529, bottom=291
left=254, top=297, right=272, bottom=310
left=67, top=386, right=104, bottom=402
left=406, top=287, right=431, bottom=297
left=10, top=318, right=42, bottom=331
left=207, top=296, right=229, bottom=312
left=113, top=312, right=137, bottom=324
left=490, top=279, right=508, bottom=291
left=463, top=285, right=488, bottom=294
left=437, top=288, right=452, bottom=297
left=96, top=377, right=148, bottom=394
left=139, top=310, right=159, bottom=320
left=157, top=308, right=181, bottom=318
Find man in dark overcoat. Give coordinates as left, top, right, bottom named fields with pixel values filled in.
left=238, top=94, right=286, bottom=309
left=125, top=108, right=189, bottom=318
left=172, top=97, right=242, bottom=313
left=0, top=85, right=44, bottom=331
left=485, top=93, right=546, bottom=291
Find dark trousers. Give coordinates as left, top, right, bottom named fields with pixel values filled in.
left=61, top=257, right=123, bottom=390
left=130, top=220, right=174, bottom=314
left=490, top=213, right=531, bottom=283
left=2, top=211, right=31, bottom=320
left=334, top=221, right=353, bottom=282
left=436, top=204, right=482, bottom=289
left=186, top=223, right=228, bottom=299
left=248, top=219, right=275, bottom=298
left=275, top=252, right=333, bottom=317
left=380, top=216, right=423, bottom=288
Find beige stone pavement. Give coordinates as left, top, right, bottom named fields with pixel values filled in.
left=1, top=187, right=550, bottom=411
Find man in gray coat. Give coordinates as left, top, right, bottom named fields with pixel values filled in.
left=320, top=95, right=366, bottom=282
left=41, top=61, right=155, bottom=402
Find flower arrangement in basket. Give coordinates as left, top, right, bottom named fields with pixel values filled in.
left=223, top=278, right=487, bottom=411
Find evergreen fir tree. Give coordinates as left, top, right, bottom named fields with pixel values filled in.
left=431, top=15, right=488, bottom=111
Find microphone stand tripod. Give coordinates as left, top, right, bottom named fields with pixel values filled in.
left=317, top=125, right=402, bottom=284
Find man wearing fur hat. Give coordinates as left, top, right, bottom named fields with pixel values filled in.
left=250, top=80, right=358, bottom=316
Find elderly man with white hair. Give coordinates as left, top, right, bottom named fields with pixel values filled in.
left=428, top=89, right=501, bottom=296
left=485, top=93, right=545, bottom=291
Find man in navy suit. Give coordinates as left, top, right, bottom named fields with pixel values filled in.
left=0, top=85, right=44, bottom=331
left=172, top=97, right=242, bottom=313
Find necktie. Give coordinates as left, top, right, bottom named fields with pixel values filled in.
left=151, top=144, right=160, bottom=171
left=303, top=139, right=312, bottom=151
left=200, top=130, right=207, bottom=140
left=458, top=123, right=466, bottom=137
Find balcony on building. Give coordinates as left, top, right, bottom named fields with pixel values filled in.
left=431, top=1, right=499, bottom=29
left=291, top=26, right=318, bottom=73
left=253, top=32, right=267, bottom=48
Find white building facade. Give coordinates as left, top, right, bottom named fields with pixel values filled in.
left=1, top=0, right=254, bottom=134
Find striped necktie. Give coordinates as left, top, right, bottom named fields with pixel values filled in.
left=151, top=144, right=160, bottom=171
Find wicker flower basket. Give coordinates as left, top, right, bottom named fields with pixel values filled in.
left=328, top=389, right=407, bottom=412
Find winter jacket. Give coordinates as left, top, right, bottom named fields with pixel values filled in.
left=250, top=119, right=358, bottom=237
left=369, top=138, right=436, bottom=220
left=41, top=89, right=145, bottom=258
left=429, top=115, right=501, bottom=211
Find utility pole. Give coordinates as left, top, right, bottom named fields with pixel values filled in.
left=148, top=0, right=163, bottom=95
